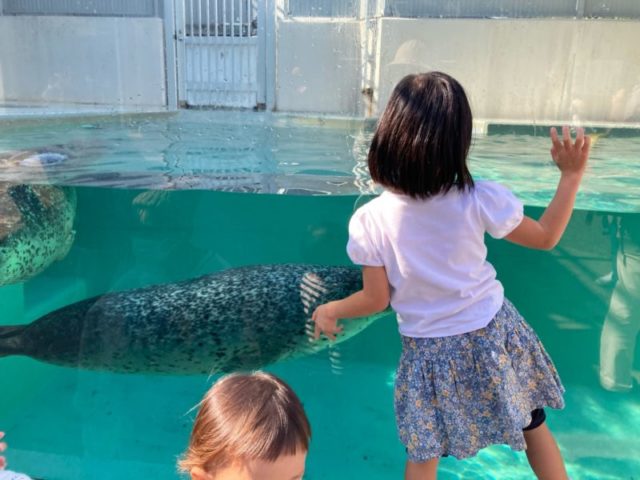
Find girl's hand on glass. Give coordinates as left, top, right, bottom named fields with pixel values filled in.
left=550, top=126, right=590, bottom=178
left=312, top=303, right=343, bottom=341
left=1, top=431, right=7, bottom=469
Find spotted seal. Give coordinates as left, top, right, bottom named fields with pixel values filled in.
left=0, top=264, right=388, bottom=374
left=0, top=182, right=76, bottom=286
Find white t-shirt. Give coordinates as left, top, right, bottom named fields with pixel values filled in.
left=0, top=472, right=33, bottom=480
left=347, top=180, right=524, bottom=338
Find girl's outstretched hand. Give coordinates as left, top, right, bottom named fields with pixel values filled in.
left=1, top=431, right=7, bottom=469
left=312, top=303, right=343, bottom=341
left=550, top=126, right=590, bottom=178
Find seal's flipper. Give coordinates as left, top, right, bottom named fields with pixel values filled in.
left=0, top=324, right=26, bottom=357
left=328, top=343, right=344, bottom=375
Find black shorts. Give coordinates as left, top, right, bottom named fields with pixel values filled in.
left=523, top=408, right=546, bottom=431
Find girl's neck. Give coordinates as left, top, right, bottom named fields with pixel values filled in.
left=384, top=187, right=408, bottom=196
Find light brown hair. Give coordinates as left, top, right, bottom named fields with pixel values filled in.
left=178, top=371, right=311, bottom=474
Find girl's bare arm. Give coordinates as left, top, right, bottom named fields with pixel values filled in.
left=506, top=126, right=591, bottom=250
left=312, top=266, right=390, bottom=340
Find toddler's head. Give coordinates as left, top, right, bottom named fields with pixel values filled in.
left=369, top=71, right=474, bottom=198
left=179, top=371, right=311, bottom=480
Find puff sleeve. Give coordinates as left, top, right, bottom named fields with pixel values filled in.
left=476, top=181, right=524, bottom=239
left=346, top=208, right=384, bottom=266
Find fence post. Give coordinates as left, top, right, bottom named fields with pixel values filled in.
left=163, top=0, right=179, bottom=110
left=264, top=0, right=279, bottom=110
left=174, top=0, right=187, bottom=106
left=360, top=0, right=381, bottom=117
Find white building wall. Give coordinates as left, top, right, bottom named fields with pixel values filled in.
left=0, top=16, right=166, bottom=107
left=275, top=19, right=363, bottom=114
left=0, top=14, right=637, bottom=123
left=376, top=18, right=640, bottom=125
left=276, top=18, right=640, bottom=125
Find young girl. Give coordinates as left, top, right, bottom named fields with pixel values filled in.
left=0, top=432, right=33, bottom=480
left=313, top=72, right=590, bottom=479
left=178, top=371, right=311, bottom=480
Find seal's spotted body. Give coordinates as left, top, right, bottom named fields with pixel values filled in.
left=0, top=265, right=387, bottom=374
left=0, top=183, right=76, bottom=286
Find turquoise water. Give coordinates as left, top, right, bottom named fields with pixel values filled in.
left=1, top=111, right=639, bottom=211
left=0, top=112, right=639, bottom=479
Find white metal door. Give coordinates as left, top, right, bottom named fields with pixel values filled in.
left=176, top=0, right=263, bottom=108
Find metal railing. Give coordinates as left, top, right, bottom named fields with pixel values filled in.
left=284, top=0, right=640, bottom=19
left=182, top=0, right=257, bottom=36
left=1, top=0, right=162, bottom=17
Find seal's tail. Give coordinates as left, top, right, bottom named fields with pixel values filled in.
left=0, top=325, right=26, bottom=357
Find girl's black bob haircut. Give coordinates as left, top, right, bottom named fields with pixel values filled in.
left=368, top=71, right=474, bottom=199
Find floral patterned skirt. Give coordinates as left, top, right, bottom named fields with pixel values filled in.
left=394, top=299, right=565, bottom=462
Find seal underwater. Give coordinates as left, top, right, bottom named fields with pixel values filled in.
left=0, top=182, right=76, bottom=286
left=0, top=264, right=388, bottom=374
